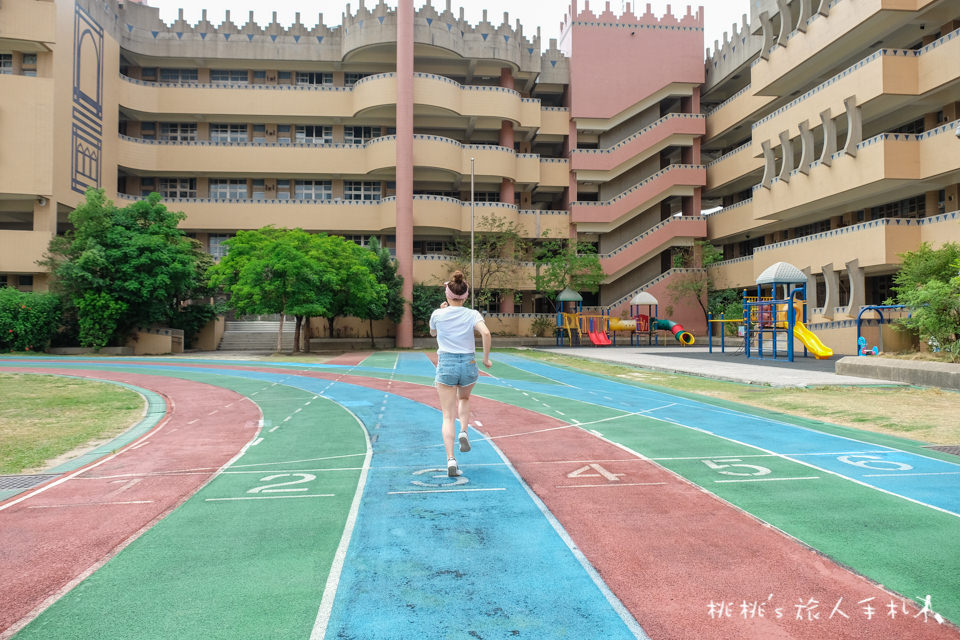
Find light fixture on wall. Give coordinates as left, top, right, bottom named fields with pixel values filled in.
left=36, top=196, right=48, bottom=207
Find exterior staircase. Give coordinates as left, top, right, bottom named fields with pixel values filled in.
left=217, top=320, right=298, bottom=351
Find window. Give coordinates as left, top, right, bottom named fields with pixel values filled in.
left=141, top=67, right=157, bottom=82
left=252, top=124, right=266, bottom=143
left=0, top=275, right=7, bottom=287
left=140, top=121, right=156, bottom=141
left=344, top=72, right=369, bottom=86
left=18, top=275, right=34, bottom=287
left=209, top=179, right=248, bottom=200
left=277, top=125, right=292, bottom=145
left=472, top=191, right=501, bottom=202
left=344, top=126, right=383, bottom=145
left=296, top=71, right=333, bottom=86
left=277, top=179, right=291, bottom=200
left=158, top=178, right=196, bottom=198
left=253, top=70, right=267, bottom=84
left=159, top=68, right=198, bottom=83
left=278, top=71, right=292, bottom=83
left=344, top=235, right=374, bottom=246
left=423, top=240, right=448, bottom=254
left=210, top=69, right=248, bottom=84
left=344, top=181, right=382, bottom=201
left=295, top=180, right=332, bottom=201
left=295, top=125, right=333, bottom=144
left=159, top=123, right=197, bottom=142
left=140, top=177, right=155, bottom=197
left=208, top=234, right=232, bottom=261
left=252, top=179, right=266, bottom=200
left=0, top=54, right=11, bottom=75
left=210, top=124, right=248, bottom=143
left=873, top=195, right=925, bottom=220
left=21, top=54, right=37, bottom=77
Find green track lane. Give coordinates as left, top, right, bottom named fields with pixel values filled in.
left=358, top=351, right=399, bottom=369
left=13, top=367, right=366, bottom=640
left=467, top=374, right=960, bottom=625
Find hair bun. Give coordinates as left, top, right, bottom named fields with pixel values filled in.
left=451, top=270, right=464, bottom=283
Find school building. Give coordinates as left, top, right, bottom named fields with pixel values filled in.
left=1, top=0, right=958, bottom=351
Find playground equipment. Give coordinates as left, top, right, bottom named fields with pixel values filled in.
left=740, top=262, right=833, bottom=362
left=856, top=305, right=910, bottom=355
left=555, top=290, right=694, bottom=347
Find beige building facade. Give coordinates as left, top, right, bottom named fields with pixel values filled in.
left=703, top=0, right=960, bottom=353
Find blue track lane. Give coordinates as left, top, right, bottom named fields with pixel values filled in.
left=484, top=354, right=960, bottom=518
left=0, top=359, right=643, bottom=639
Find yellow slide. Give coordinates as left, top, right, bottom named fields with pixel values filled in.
left=794, top=321, right=833, bottom=359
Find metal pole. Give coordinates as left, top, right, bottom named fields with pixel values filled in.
left=470, top=157, right=475, bottom=308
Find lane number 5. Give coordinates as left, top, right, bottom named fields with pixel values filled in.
left=702, top=459, right=772, bottom=476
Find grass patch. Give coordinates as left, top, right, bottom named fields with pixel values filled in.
left=0, top=374, right=144, bottom=474
left=504, top=349, right=960, bottom=446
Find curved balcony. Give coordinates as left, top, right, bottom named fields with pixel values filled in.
left=413, top=74, right=539, bottom=128
left=705, top=143, right=763, bottom=192
left=753, top=120, right=960, bottom=221
left=706, top=257, right=755, bottom=291
left=570, top=164, right=706, bottom=232
left=599, top=216, right=706, bottom=283
left=704, top=199, right=756, bottom=240
left=749, top=0, right=940, bottom=98
left=572, top=114, right=704, bottom=182
left=753, top=30, right=960, bottom=153
left=704, top=84, right=775, bottom=145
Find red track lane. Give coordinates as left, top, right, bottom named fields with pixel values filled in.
left=325, top=352, right=372, bottom=365
left=277, top=369, right=959, bottom=640
left=0, top=369, right=260, bottom=635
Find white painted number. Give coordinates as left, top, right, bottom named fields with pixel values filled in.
left=411, top=468, right=469, bottom=487
left=702, top=459, right=772, bottom=476
left=567, top=463, right=624, bottom=482
left=837, top=455, right=913, bottom=471
left=248, top=473, right=317, bottom=494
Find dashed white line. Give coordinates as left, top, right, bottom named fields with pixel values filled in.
left=29, top=500, right=154, bottom=508
left=205, top=494, right=334, bottom=501
left=387, top=488, right=506, bottom=495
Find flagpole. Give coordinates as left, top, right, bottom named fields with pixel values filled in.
left=470, top=157, right=475, bottom=309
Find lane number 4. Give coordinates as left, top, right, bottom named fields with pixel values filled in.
left=702, top=459, right=772, bottom=476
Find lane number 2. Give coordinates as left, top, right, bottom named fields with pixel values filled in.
left=248, top=473, right=317, bottom=494
left=702, top=459, right=772, bottom=476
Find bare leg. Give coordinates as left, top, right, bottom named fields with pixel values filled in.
left=457, top=383, right=475, bottom=435
left=436, top=382, right=459, bottom=460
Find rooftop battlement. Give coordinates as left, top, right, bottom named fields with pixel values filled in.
left=561, top=1, right=703, bottom=35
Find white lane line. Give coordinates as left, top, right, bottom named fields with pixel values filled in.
left=311, top=405, right=373, bottom=640
left=208, top=410, right=219, bottom=416
left=589, top=429, right=603, bottom=436
left=714, top=476, right=821, bottom=483
left=29, top=500, right=154, bottom=508
left=223, top=467, right=365, bottom=474
left=205, top=494, right=334, bottom=502
left=483, top=435, right=650, bottom=639
left=650, top=451, right=894, bottom=461
left=863, top=471, right=960, bottom=478
left=130, top=441, right=150, bottom=450
left=474, top=420, right=483, bottom=427
left=250, top=438, right=264, bottom=446
left=187, top=419, right=199, bottom=425
left=295, top=408, right=303, bottom=414
left=269, top=425, right=280, bottom=433
left=556, top=483, right=667, bottom=489
left=387, top=488, right=506, bottom=495
left=231, top=452, right=367, bottom=468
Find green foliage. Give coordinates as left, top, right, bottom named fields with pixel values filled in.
left=76, top=292, right=127, bottom=350
left=43, top=189, right=210, bottom=347
left=708, top=289, right=745, bottom=336
left=363, top=236, right=405, bottom=324
left=529, top=315, right=556, bottom=338
left=412, top=283, right=448, bottom=335
left=667, top=272, right=710, bottom=323
left=169, top=303, right=217, bottom=349
left=0, top=288, right=61, bottom=352
left=533, top=235, right=604, bottom=303
left=449, top=215, right=529, bottom=309
left=886, top=243, right=960, bottom=359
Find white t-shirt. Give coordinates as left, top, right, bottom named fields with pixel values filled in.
left=429, top=306, right=485, bottom=354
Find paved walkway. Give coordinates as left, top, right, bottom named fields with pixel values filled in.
left=535, top=346, right=903, bottom=387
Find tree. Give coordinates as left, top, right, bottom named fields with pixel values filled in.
left=412, top=283, right=448, bottom=335
left=359, top=236, right=404, bottom=346
left=208, top=227, right=326, bottom=352
left=533, top=235, right=604, bottom=309
left=0, top=288, right=61, bottom=352
left=449, top=215, right=529, bottom=310
left=42, top=189, right=208, bottom=349
left=666, top=241, right=723, bottom=324
left=887, top=243, right=960, bottom=359
left=315, top=235, right=386, bottom=339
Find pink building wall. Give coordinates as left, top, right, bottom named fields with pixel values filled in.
left=562, top=1, right=705, bottom=120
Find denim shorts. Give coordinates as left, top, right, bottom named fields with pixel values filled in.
left=435, top=352, right=479, bottom=387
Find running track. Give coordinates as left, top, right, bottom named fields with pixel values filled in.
left=0, top=353, right=958, bottom=640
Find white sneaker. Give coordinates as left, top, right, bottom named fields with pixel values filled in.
left=458, top=430, right=471, bottom=453
left=447, top=457, right=461, bottom=477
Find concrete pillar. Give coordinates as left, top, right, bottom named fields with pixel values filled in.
left=798, top=120, right=814, bottom=174
left=499, top=120, right=515, bottom=204
left=821, top=263, right=838, bottom=320
left=816, top=0, right=830, bottom=16
left=845, top=258, right=865, bottom=313
left=777, top=131, right=794, bottom=182
left=395, top=0, right=415, bottom=347
left=775, top=0, right=792, bottom=45
left=796, top=0, right=812, bottom=32
left=499, top=293, right=514, bottom=313
left=819, top=109, right=836, bottom=166
left=842, top=96, right=862, bottom=157
left=33, top=197, right=56, bottom=234
left=761, top=140, right=776, bottom=188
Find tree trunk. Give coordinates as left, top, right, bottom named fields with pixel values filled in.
left=327, top=316, right=335, bottom=338
left=293, top=315, right=302, bottom=354
left=369, top=318, right=375, bottom=347
left=277, top=313, right=284, bottom=353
